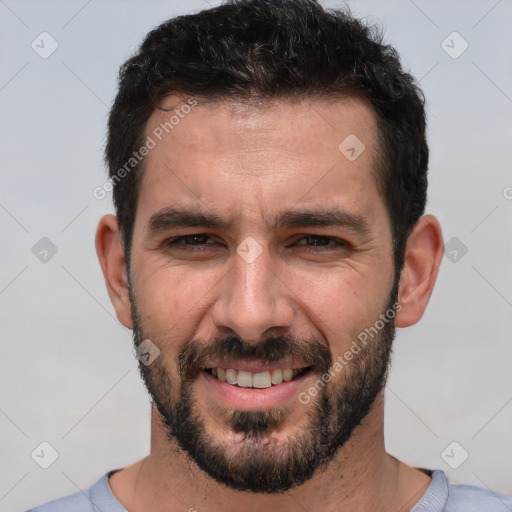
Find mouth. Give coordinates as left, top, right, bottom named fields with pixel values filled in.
left=203, top=367, right=313, bottom=389
left=198, top=357, right=317, bottom=409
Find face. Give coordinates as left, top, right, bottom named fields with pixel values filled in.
left=128, top=97, right=397, bottom=493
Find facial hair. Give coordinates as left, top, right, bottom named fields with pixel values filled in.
left=130, top=287, right=397, bottom=494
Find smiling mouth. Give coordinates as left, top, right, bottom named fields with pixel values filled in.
left=203, top=367, right=312, bottom=389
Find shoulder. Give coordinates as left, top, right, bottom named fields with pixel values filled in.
left=445, top=477, right=512, bottom=512
left=412, top=469, right=512, bottom=512
left=26, top=489, right=94, bottom=512
left=25, top=471, right=126, bottom=512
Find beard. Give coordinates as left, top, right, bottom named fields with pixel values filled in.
left=130, top=285, right=397, bottom=494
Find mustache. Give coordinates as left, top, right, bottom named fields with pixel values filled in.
left=178, top=335, right=332, bottom=382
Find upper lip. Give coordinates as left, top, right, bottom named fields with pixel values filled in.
left=202, top=358, right=310, bottom=373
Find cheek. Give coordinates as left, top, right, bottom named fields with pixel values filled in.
left=135, top=265, right=220, bottom=345
left=292, top=268, right=391, bottom=347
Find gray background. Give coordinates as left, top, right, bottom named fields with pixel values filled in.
left=1, top=0, right=511, bottom=510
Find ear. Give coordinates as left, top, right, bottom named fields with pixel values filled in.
left=95, top=214, right=133, bottom=329
left=395, top=214, right=444, bottom=328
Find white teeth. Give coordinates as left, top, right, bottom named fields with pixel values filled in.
left=282, top=369, right=293, bottom=382
left=253, top=371, right=272, bottom=389
left=237, top=370, right=253, bottom=388
left=271, top=368, right=283, bottom=385
left=209, top=367, right=306, bottom=388
left=225, top=369, right=238, bottom=385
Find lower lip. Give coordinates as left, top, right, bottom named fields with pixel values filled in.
left=199, top=369, right=313, bottom=410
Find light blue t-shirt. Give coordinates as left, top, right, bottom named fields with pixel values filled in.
left=26, top=468, right=512, bottom=511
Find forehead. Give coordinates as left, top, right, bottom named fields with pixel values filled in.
left=136, top=95, right=385, bottom=231
left=145, top=95, right=378, bottom=160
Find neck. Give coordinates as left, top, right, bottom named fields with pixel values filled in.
left=109, top=392, right=432, bottom=512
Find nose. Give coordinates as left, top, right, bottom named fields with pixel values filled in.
left=209, top=245, right=295, bottom=342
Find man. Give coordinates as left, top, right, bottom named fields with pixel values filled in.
left=27, top=0, right=512, bottom=510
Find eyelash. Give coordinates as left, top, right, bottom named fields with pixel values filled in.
left=164, top=234, right=349, bottom=251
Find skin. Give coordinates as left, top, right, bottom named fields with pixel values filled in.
left=96, top=96, right=444, bottom=512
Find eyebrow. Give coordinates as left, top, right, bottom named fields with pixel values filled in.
left=147, top=206, right=372, bottom=238
left=271, top=209, right=370, bottom=235
left=148, top=208, right=229, bottom=234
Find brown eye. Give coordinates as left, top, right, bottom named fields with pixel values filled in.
left=164, top=234, right=215, bottom=249
left=294, top=236, right=348, bottom=249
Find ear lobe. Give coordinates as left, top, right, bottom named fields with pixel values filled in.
left=394, top=215, right=444, bottom=328
left=95, top=214, right=133, bottom=329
